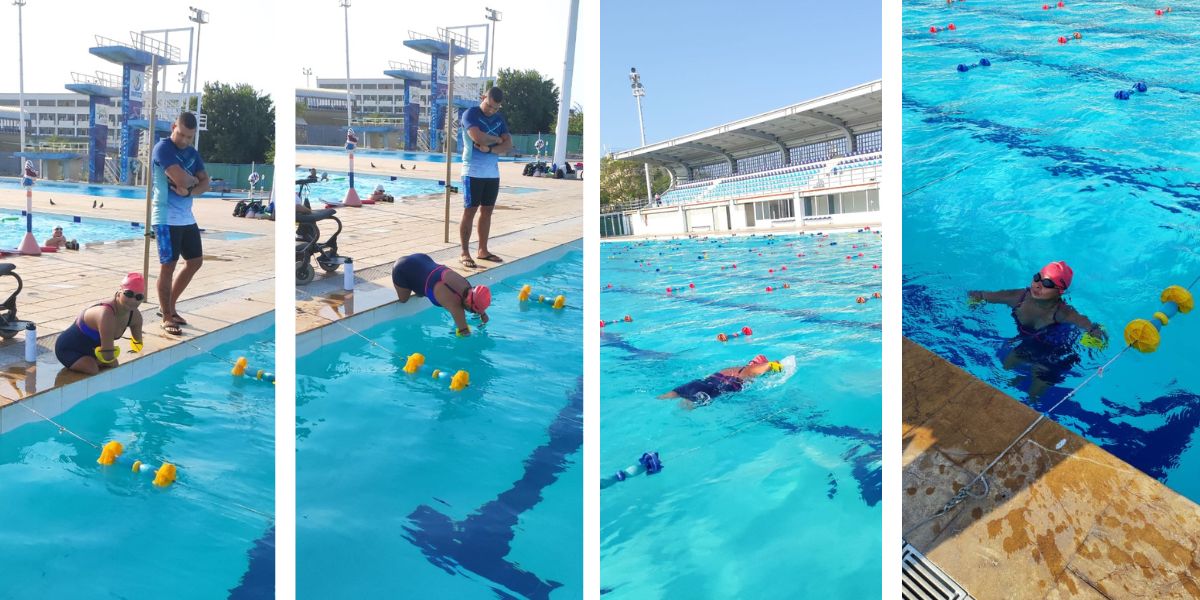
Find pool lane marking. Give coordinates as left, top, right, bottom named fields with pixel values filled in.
left=903, top=95, right=1200, bottom=206
left=10, top=399, right=100, bottom=448
left=605, top=284, right=882, bottom=331
left=402, top=377, right=583, bottom=600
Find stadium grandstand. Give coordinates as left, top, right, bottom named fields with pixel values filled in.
left=601, top=80, right=881, bottom=238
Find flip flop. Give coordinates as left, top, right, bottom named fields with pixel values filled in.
left=460, top=256, right=478, bottom=268
left=476, top=253, right=504, bottom=263
left=161, top=321, right=183, bottom=336
left=155, top=311, right=189, bottom=325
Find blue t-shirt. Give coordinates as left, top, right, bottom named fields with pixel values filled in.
left=461, top=107, right=508, bottom=179
left=152, top=137, right=205, bottom=226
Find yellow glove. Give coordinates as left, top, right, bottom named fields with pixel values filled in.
left=94, top=346, right=121, bottom=364
left=129, top=337, right=143, bottom=353
left=967, top=294, right=985, bottom=308
left=455, top=326, right=471, bottom=337
left=768, top=361, right=782, bottom=372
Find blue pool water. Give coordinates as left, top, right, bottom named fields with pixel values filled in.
left=297, top=246, right=582, bottom=599
left=600, top=233, right=882, bottom=598
left=298, top=144, right=528, bottom=163
left=903, top=0, right=1200, bottom=502
left=296, top=168, right=544, bottom=203
left=0, top=325, right=275, bottom=599
left=0, top=208, right=143, bottom=248
left=0, top=176, right=232, bottom=200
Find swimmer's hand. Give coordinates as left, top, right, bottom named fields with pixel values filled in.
left=1081, top=324, right=1109, bottom=350
left=768, top=361, right=782, bottom=372
left=479, top=311, right=489, bottom=325
left=129, top=337, right=143, bottom=353
left=967, top=291, right=985, bottom=308
left=455, top=326, right=471, bottom=337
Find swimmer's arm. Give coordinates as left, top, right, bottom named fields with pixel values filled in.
left=96, top=310, right=119, bottom=366
left=1061, top=305, right=1107, bottom=340
left=968, top=289, right=1024, bottom=306
left=449, top=305, right=471, bottom=336
left=129, top=311, right=143, bottom=346
left=478, top=310, right=489, bottom=325
left=394, top=285, right=413, bottom=303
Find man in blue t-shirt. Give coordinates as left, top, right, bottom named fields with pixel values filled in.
left=151, top=111, right=210, bottom=336
left=458, top=86, right=512, bottom=268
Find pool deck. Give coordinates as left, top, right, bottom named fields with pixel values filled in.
left=295, top=150, right=582, bottom=334
left=0, top=185, right=274, bottom=409
left=903, top=338, right=1200, bottom=599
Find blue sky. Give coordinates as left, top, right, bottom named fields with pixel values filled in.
left=601, top=0, right=881, bottom=152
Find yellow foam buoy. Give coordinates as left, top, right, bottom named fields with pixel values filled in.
left=1162, top=285, right=1194, bottom=313
left=449, top=370, right=470, bottom=391
left=552, top=295, right=566, bottom=309
left=231, top=357, right=248, bottom=377
left=403, top=353, right=425, bottom=374
left=518, top=284, right=532, bottom=302
left=97, top=440, right=124, bottom=466
left=153, top=463, right=177, bottom=487
left=1124, top=319, right=1161, bottom=353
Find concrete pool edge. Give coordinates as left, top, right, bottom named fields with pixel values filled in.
left=902, top=337, right=1200, bottom=598
left=0, top=311, right=274, bottom=435
left=296, top=239, right=581, bottom=357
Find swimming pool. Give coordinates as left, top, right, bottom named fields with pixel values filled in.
left=0, top=176, right=232, bottom=200
left=0, top=208, right=143, bottom=248
left=296, top=168, right=544, bottom=203
left=600, top=232, right=881, bottom=598
left=0, top=324, right=274, bottom=599
left=297, top=244, right=582, bottom=599
left=298, top=144, right=528, bottom=163
left=903, top=0, right=1200, bottom=503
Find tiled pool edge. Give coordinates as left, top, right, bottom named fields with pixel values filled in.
left=902, top=338, right=1200, bottom=598
left=0, top=311, right=274, bottom=435
left=296, top=240, right=581, bottom=357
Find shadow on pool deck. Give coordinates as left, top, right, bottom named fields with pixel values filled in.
left=902, top=338, right=1200, bottom=599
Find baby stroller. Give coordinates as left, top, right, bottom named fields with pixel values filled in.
left=0, top=264, right=35, bottom=341
left=296, top=178, right=347, bottom=285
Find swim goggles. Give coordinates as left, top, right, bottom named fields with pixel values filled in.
left=1032, top=273, right=1059, bottom=289
left=122, top=290, right=145, bottom=301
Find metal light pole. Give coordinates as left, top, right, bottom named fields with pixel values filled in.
left=339, top=0, right=360, bottom=206
left=14, top=0, right=26, bottom=176
left=552, top=0, right=579, bottom=168
left=630, top=67, right=652, bottom=204
left=302, top=67, right=313, bottom=88
left=14, top=0, right=37, bottom=256
left=485, top=8, right=501, bottom=78
left=188, top=6, right=208, bottom=150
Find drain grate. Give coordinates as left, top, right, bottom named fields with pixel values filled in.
left=902, top=542, right=973, bottom=600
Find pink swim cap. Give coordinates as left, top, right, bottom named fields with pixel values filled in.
left=468, top=285, right=492, bottom=312
left=749, top=354, right=769, bottom=365
left=121, top=272, right=146, bottom=294
left=1039, top=261, right=1073, bottom=290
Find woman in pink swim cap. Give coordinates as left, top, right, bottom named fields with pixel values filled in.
left=658, top=354, right=780, bottom=409
left=53, top=272, right=146, bottom=374
left=967, top=261, right=1106, bottom=398
left=391, top=253, right=491, bottom=336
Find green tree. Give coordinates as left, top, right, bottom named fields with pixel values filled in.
left=568, top=107, right=583, bottom=136
left=600, top=156, right=671, bottom=208
left=494, top=69, right=558, bottom=134
left=189, top=82, right=275, bottom=164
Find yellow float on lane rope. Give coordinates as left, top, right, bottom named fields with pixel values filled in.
left=1124, top=285, right=1194, bottom=353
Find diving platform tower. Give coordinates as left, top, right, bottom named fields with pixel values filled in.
left=403, top=29, right=477, bottom=152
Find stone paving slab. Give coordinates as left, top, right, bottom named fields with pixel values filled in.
left=903, top=338, right=1200, bottom=599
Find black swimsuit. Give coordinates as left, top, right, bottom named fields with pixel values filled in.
left=54, top=303, right=133, bottom=368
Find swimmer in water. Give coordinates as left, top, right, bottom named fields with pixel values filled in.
left=392, top=253, right=491, bottom=336
left=658, top=354, right=781, bottom=409
left=968, top=261, right=1106, bottom=399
